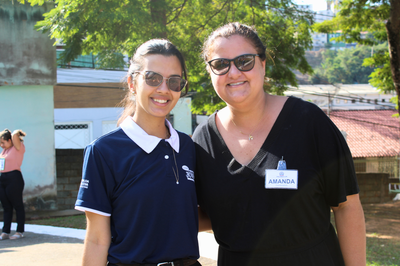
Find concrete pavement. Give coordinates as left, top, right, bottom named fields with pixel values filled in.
left=0, top=211, right=218, bottom=266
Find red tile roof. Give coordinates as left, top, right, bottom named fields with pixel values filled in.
left=329, top=109, right=400, bottom=158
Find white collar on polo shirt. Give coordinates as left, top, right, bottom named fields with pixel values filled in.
left=120, top=116, right=180, bottom=154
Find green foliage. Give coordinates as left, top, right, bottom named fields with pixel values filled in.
left=95, top=51, right=126, bottom=70
left=313, top=0, right=390, bottom=46
left=24, top=0, right=314, bottom=114
left=313, top=0, right=399, bottom=105
left=363, top=47, right=394, bottom=92
left=309, top=45, right=375, bottom=85
left=28, top=214, right=87, bottom=229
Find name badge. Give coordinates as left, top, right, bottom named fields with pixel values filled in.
left=0, top=158, right=5, bottom=171
left=265, top=169, right=298, bottom=190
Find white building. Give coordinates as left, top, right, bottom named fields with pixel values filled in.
left=55, top=68, right=193, bottom=149
left=297, top=3, right=338, bottom=50
left=284, top=84, right=396, bottom=113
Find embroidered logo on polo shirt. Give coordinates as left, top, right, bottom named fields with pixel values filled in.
left=80, top=179, right=89, bottom=189
left=182, top=165, right=194, bottom=182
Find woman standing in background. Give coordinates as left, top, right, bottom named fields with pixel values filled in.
left=0, top=129, right=26, bottom=240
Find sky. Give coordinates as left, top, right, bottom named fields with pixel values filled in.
left=293, top=0, right=329, bottom=11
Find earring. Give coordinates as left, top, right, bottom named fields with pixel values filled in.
left=130, top=86, right=136, bottom=95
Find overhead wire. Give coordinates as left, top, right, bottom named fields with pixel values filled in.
left=285, top=86, right=396, bottom=109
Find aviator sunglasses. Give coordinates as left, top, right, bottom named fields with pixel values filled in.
left=207, top=54, right=260, bottom=75
left=135, top=71, right=187, bottom=92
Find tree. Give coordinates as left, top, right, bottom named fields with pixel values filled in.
left=21, top=0, right=314, bottom=114
left=313, top=0, right=400, bottom=115
left=309, top=45, right=377, bottom=84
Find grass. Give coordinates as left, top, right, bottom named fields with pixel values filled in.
left=366, top=236, right=399, bottom=266
left=331, top=213, right=400, bottom=266
left=27, top=212, right=400, bottom=266
left=27, top=214, right=87, bottom=229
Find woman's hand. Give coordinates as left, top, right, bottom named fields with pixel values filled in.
left=11, top=130, right=24, bottom=151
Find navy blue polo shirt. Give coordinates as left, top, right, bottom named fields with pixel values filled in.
left=75, top=117, right=199, bottom=264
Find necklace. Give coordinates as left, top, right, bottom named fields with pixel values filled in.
left=230, top=95, right=268, bottom=141
left=171, top=149, right=179, bottom=184
left=231, top=112, right=265, bottom=141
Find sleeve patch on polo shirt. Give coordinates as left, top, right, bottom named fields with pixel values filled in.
left=182, top=165, right=194, bottom=182
left=80, top=179, right=89, bottom=189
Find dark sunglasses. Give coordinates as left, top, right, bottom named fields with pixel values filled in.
left=207, top=54, right=260, bottom=75
left=135, top=71, right=187, bottom=92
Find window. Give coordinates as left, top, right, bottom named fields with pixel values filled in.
left=54, top=122, right=92, bottom=149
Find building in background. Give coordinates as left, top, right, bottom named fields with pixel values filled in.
left=285, top=84, right=399, bottom=181
left=297, top=3, right=357, bottom=51
left=284, top=84, right=396, bottom=113
left=54, top=68, right=193, bottom=149
left=0, top=1, right=57, bottom=210
left=329, top=109, right=400, bottom=180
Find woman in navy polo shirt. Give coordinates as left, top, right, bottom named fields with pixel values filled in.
left=75, top=39, right=200, bottom=266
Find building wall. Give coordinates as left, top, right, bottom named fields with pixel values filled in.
left=0, top=1, right=57, bottom=210
left=170, top=98, right=192, bottom=135
left=0, top=85, right=56, bottom=209
left=0, top=1, right=56, bottom=86
left=357, top=173, right=392, bottom=203
left=53, top=83, right=125, bottom=108
left=54, top=107, right=123, bottom=146
left=56, top=149, right=83, bottom=210
left=54, top=98, right=193, bottom=145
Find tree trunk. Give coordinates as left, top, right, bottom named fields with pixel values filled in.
left=387, top=0, right=400, bottom=115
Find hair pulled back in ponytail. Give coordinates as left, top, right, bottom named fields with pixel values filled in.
left=117, top=39, right=188, bottom=126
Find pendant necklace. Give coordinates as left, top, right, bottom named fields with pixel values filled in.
left=230, top=96, right=268, bottom=141
left=171, top=149, right=180, bottom=184
left=165, top=126, right=179, bottom=184
left=231, top=113, right=265, bottom=141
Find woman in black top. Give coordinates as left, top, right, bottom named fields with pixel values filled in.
left=193, top=22, right=366, bottom=266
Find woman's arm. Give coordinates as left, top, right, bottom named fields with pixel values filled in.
left=198, top=206, right=212, bottom=232
left=332, top=194, right=366, bottom=266
left=11, top=130, right=23, bottom=151
left=82, top=211, right=111, bottom=266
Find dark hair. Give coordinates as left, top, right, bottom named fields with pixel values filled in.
left=118, top=39, right=189, bottom=126
left=202, top=22, right=267, bottom=63
left=0, top=129, right=26, bottom=142
left=0, top=129, right=11, bottom=141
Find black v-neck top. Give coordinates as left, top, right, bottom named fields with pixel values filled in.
left=193, top=97, right=359, bottom=265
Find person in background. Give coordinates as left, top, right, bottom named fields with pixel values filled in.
left=0, top=129, right=27, bottom=240
left=75, top=39, right=201, bottom=266
left=194, top=22, right=366, bottom=266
